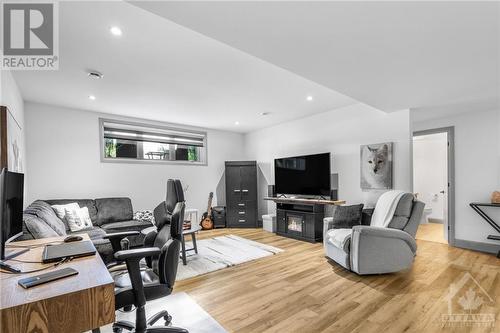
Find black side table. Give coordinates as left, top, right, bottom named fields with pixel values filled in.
left=469, top=202, right=500, bottom=258
left=181, top=226, right=200, bottom=265
left=142, top=225, right=200, bottom=265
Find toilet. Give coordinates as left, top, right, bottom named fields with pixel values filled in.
left=420, top=206, right=433, bottom=224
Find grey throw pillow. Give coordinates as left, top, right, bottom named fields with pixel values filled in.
left=330, top=204, right=364, bottom=229
left=23, top=214, right=59, bottom=238
left=24, top=200, right=67, bottom=236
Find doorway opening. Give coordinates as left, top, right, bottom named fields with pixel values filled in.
left=413, top=127, right=455, bottom=245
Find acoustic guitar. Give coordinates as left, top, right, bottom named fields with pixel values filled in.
left=200, top=192, right=214, bottom=230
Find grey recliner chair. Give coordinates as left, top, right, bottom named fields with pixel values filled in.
left=323, top=193, right=424, bottom=275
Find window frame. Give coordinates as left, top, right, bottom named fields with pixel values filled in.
left=99, top=118, right=208, bottom=166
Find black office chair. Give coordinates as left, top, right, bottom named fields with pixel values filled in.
left=165, top=179, right=185, bottom=224
left=110, top=202, right=188, bottom=333
left=105, top=179, right=185, bottom=268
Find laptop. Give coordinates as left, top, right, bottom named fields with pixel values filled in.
left=42, top=240, right=96, bottom=263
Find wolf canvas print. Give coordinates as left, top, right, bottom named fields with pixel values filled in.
left=360, top=142, right=393, bottom=189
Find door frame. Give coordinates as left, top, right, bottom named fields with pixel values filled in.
left=413, top=126, right=455, bottom=246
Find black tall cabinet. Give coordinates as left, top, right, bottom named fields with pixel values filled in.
left=225, top=161, right=258, bottom=228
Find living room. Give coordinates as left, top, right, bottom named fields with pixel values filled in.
left=1, top=1, right=499, bottom=332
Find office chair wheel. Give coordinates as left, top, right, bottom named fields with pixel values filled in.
left=164, top=314, right=172, bottom=326
left=147, top=310, right=171, bottom=327
left=113, top=320, right=135, bottom=332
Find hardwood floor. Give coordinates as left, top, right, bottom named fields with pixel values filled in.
left=176, top=228, right=499, bottom=333
left=416, top=223, right=448, bottom=244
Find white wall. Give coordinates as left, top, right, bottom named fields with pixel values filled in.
left=413, top=108, right=500, bottom=245
left=498, top=108, right=500, bottom=188
left=244, top=103, right=412, bottom=217
left=413, top=133, right=447, bottom=221
left=0, top=70, right=26, bottom=173
left=24, top=102, right=245, bottom=212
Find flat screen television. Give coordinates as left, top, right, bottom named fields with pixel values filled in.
left=0, top=169, right=24, bottom=260
left=274, top=153, right=331, bottom=197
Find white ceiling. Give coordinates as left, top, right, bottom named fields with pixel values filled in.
left=12, top=1, right=499, bottom=133
left=12, top=1, right=355, bottom=133
left=132, top=1, right=500, bottom=112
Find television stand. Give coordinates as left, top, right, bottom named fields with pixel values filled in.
left=264, top=197, right=345, bottom=243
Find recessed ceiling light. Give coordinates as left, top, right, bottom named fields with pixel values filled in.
left=110, top=26, right=122, bottom=36
left=234, top=121, right=240, bottom=125
left=89, top=95, right=96, bottom=101
left=306, top=95, right=313, bottom=101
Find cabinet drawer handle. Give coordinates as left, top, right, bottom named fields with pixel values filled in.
left=234, top=189, right=241, bottom=193
left=238, top=211, right=245, bottom=215
left=238, top=219, right=246, bottom=222
left=238, top=203, right=245, bottom=206
left=242, top=189, right=249, bottom=193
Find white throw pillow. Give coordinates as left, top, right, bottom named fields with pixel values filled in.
left=77, top=207, right=93, bottom=228
left=52, top=203, right=80, bottom=222
left=64, top=206, right=93, bottom=232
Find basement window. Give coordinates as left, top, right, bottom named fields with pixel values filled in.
left=100, top=118, right=207, bottom=165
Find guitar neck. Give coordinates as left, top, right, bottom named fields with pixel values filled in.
left=206, top=194, right=213, bottom=215
left=207, top=201, right=213, bottom=214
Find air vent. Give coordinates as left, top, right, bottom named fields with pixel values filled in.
left=87, top=71, right=103, bottom=79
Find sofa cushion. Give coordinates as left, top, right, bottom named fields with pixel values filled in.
left=24, top=200, right=67, bottom=236
left=100, top=219, right=153, bottom=233
left=95, top=198, right=133, bottom=225
left=330, top=204, right=364, bottom=229
left=20, top=215, right=35, bottom=240
left=388, top=193, right=415, bottom=230
left=71, top=227, right=107, bottom=240
left=45, top=199, right=98, bottom=224
left=23, top=214, right=59, bottom=238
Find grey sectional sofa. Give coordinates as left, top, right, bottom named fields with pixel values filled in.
left=21, top=197, right=153, bottom=263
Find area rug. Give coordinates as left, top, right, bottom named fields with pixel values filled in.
left=177, top=234, right=283, bottom=280
left=98, top=292, right=227, bottom=333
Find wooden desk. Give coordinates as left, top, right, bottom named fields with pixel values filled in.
left=0, top=234, right=115, bottom=333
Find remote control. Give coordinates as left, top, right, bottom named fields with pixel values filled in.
left=18, top=267, right=78, bottom=288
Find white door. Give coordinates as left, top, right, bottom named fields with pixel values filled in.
left=413, top=132, right=449, bottom=243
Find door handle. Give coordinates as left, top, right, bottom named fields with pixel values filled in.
left=238, top=212, right=245, bottom=215
left=238, top=219, right=246, bottom=222
left=242, top=189, right=249, bottom=193
left=234, top=189, right=241, bottom=193
left=440, top=190, right=445, bottom=194
left=238, top=203, right=245, bottom=207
